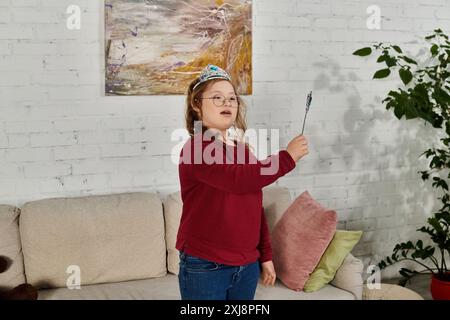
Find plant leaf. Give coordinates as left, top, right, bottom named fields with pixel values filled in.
left=400, top=56, right=418, bottom=65
left=431, top=44, right=439, bottom=56
left=353, top=47, right=372, bottom=56
left=385, top=56, right=397, bottom=67
left=377, top=55, right=386, bottom=63
left=404, top=98, right=419, bottom=119
left=394, top=104, right=405, bottom=119
left=393, top=45, right=402, bottom=53
left=399, top=68, right=413, bottom=85
left=373, top=68, right=391, bottom=79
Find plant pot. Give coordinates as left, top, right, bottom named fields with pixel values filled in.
left=430, top=273, right=450, bottom=300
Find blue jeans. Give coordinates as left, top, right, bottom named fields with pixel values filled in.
left=178, top=251, right=260, bottom=300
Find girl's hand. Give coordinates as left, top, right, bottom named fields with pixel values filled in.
left=286, top=134, right=309, bottom=162
left=260, top=261, right=276, bottom=286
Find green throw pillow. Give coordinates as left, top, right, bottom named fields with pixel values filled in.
left=303, top=230, right=363, bottom=292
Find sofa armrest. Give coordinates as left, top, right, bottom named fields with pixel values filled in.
left=330, top=253, right=364, bottom=300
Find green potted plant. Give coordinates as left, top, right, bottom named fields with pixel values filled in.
left=353, top=29, right=450, bottom=299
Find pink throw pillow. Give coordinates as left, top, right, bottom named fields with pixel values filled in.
left=272, top=190, right=337, bottom=291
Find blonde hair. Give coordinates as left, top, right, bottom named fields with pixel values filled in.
left=184, top=77, right=253, bottom=151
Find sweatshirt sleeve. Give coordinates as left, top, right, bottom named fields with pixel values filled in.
left=193, top=148, right=296, bottom=194
left=257, top=208, right=273, bottom=263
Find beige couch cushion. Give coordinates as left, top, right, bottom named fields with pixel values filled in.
left=331, top=253, right=364, bottom=300
left=0, top=205, right=26, bottom=289
left=163, top=186, right=293, bottom=275
left=261, top=186, right=293, bottom=233
left=255, top=280, right=354, bottom=300
left=20, top=192, right=166, bottom=289
left=163, top=192, right=183, bottom=275
left=37, top=274, right=355, bottom=300
left=38, top=274, right=182, bottom=300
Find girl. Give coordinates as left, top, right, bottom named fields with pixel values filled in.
left=176, top=64, right=309, bottom=300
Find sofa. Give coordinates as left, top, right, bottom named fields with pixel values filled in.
left=0, top=186, right=364, bottom=300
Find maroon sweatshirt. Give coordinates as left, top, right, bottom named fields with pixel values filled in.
left=175, top=132, right=296, bottom=266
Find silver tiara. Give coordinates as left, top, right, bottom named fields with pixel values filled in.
left=193, top=64, right=232, bottom=90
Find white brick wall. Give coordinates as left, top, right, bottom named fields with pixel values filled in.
left=0, top=0, right=448, bottom=280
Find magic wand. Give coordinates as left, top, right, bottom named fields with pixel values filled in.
left=301, top=91, right=312, bottom=135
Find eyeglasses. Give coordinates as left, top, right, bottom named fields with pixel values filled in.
left=198, top=93, right=240, bottom=108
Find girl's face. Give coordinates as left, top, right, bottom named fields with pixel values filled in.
left=194, top=80, right=238, bottom=133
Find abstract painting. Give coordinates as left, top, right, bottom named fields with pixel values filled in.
left=105, top=0, right=252, bottom=96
